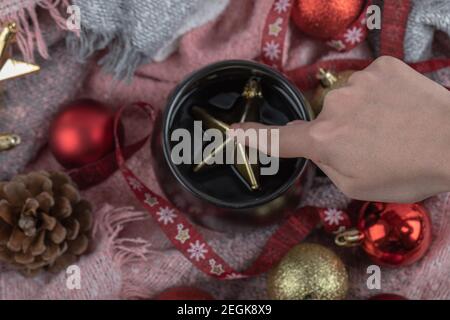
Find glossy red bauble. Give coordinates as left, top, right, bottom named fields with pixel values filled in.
left=357, top=202, right=432, bottom=267
left=291, top=0, right=364, bottom=39
left=154, top=287, right=214, bottom=300
left=49, top=99, right=116, bottom=169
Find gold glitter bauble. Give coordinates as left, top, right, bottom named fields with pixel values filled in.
left=267, top=243, right=348, bottom=300
left=311, top=69, right=354, bottom=116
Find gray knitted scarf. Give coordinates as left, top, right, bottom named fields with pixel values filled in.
left=67, top=0, right=229, bottom=79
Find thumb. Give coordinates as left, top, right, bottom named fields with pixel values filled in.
left=229, top=120, right=314, bottom=158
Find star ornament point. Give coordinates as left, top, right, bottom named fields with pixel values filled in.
left=191, top=78, right=264, bottom=191
left=0, top=22, right=40, bottom=82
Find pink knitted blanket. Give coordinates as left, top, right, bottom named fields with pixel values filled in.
left=1, top=0, right=450, bottom=299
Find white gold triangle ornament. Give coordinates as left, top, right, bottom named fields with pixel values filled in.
left=0, top=22, right=40, bottom=82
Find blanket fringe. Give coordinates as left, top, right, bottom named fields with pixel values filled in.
left=94, top=205, right=162, bottom=299
left=0, top=0, right=71, bottom=62
left=67, top=27, right=149, bottom=81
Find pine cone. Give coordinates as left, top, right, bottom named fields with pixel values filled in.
left=0, top=171, right=92, bottom=276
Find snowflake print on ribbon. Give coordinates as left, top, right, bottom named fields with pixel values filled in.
left=175, top=224, right=190, bottom=244
left=157, top=206, right=177, bottom=225
left=344, top=26, right=363, bottom=45
left=144, top=193, right=158, bottom=207
left=323, top=208, right=345, bottom=226
left=187, top=240, right=208, bottom=262
left=127, top=177, right=143, bottom=191
left=268, top=17, right=283, bottom=37
left=209, top=259, right=225, bottom=276
left=263, top=40, right=281, bottom=61
left=274, top=0, right=291, bottom=13
left=326, top=39, right=346, bottom=51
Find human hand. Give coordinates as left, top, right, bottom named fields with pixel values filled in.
left=232, top=56, right=450, bottom=202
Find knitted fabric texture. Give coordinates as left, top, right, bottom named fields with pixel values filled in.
left=67, top=0, right=229, bottom=79
left=404, top=0, right=450, bottom=61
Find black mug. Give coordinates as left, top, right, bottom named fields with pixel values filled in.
left=152, top=60, right=315, bottom=231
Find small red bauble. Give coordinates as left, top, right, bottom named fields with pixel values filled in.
left=358, top=202, right=432, bottom=267
left=291, top=0, right=364, bottom=39
left=369, top=293, right=408, bottom=300
left=49, top=99, right=116, bottom=169
left=154, top=287, right=214, bottom=300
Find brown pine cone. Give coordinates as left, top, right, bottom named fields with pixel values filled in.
left=0, top=171, right=92, bottom=276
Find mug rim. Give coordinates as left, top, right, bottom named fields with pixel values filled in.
left=162, top=59, right=313, bottom=209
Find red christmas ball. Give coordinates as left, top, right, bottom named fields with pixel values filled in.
left=291, top=0, right=364, bottom=39
left=49, top=99, right=116, bottom=169
left=154, top=287, right=214, bottom=300
left=357, top=202, right=432, bottom=267
left=369, top=294, right=408, bottom=300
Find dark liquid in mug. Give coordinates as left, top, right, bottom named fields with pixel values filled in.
left=167, top=67, right=306, bottom=208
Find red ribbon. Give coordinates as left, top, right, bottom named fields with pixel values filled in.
left=380, top=0, right=412, bottom=58
left=260, top=0, right=294, bottom=70
left=68, top=135, right=148, bottom=190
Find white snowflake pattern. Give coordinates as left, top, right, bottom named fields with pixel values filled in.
left=157, top=206, right=177, bottom=225
left=187, top=240, right=208, bottom=262
left=274, top=0, right=291, bottom=13
left=326, top=39, right=346, bottom=51
left=263, top=40, right=281, bottom=61
left=344, top=26, right=364, bottom=45
left=144, top=193, right=158, bottom=207
left=323, top=208, right=345, bottom=226
left=224, top=272, right=246, bottom=280
left=127, top=177, right=143, bottom=191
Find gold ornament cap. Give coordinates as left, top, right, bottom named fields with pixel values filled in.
left=335, top=228, right=364, bottom=247
left=317, top=68, right=338, bottom=88
left=0, top=133, right=21, bottom=151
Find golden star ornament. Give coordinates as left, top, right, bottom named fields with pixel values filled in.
left=0, top=22, right=40, bottom=152
left=191, top=77, right=264, bottom=191
left=0, top=22, right=40, bottom=82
